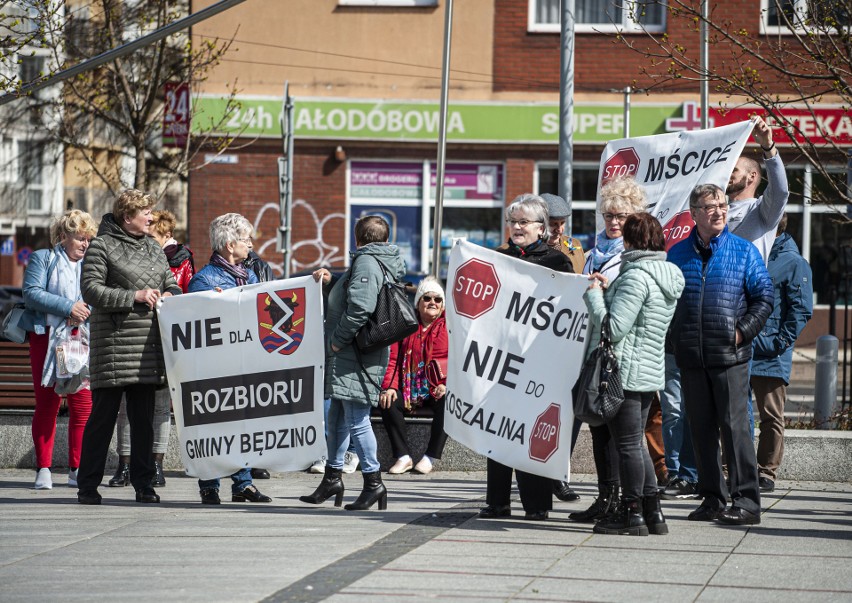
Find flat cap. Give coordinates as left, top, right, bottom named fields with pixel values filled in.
left=540, top=193, right=570, bottom=220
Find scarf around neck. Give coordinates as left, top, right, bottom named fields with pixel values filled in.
left=590, top=231, right=624, bottom=271
left=209, top=252, right=249, bottom=286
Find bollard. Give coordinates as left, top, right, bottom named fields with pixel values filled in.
left=814, top=335, right=838, bottom=429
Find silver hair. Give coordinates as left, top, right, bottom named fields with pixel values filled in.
left=599, top=176, right=647, bottom=215
left=690, top=183, right=725, bottom=207
left=504, top=193, right=550, bottom=239
left=209, top=213, right=253, bottom=253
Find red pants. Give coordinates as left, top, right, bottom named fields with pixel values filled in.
left=29, top=332, right=92, bottom=469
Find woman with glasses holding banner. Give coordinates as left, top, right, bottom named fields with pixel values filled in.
left=569, top=176, right=647, bottom=523
left=378, top=276, right=449, bottom=475
left=478, top=194, right=573, bottom=522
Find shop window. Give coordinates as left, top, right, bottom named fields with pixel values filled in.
left=529, top=0, right=666, bottom=33
left=536, top=164, right=600, bottom=251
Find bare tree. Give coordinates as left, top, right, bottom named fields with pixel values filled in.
left=616, top=0, right=851, bottom=211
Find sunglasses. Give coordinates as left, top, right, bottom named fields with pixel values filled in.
left=421, top=295, right=443, bottom=304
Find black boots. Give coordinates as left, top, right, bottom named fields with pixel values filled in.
left=300, top=466, right=345, bottom=507
left=642, top=493, right=668, bottom=535
left=108, top=459, right=130, bottom=487
left=593, top=498, right=648, bottom=536
left=344, top=471, right=387, bottom=511
left=569, top=483, right=618, bottom=522
left=552, top=480, right=581, bottom=502
left=152, top=453, right=166, bottom=488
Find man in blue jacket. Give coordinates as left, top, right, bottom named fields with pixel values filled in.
left=750, top=215, right=813, bottom=493
left=668, top=183, right=773, bottom=526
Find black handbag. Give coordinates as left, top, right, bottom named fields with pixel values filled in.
left=354, top=257, right=418, bottom=354
left=572, top=314, right=624, bottom=426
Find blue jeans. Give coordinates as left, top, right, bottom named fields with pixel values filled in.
left=327, top=398, right=379, bottom=473
left=659, top=354, right=698, bottom=483
left=198, top=467, right=252, bottom=494
left=324, top=398, right=356, bottom=455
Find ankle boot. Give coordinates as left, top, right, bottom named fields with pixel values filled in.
left=593, top=498, right=648, bottom=536
left=108, top=457, right=131, bottom=487
left=151, top=453, right=166, bottom=487
left=344, top=471, right=387, bottom=511
left=299, top=465, right=344, bottom=507
left=569, top=483, right=618, bottom=523
left=643, top=492, right=668, bottom=535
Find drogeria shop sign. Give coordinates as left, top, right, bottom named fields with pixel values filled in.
left=192, top=96, right=852, bottom=145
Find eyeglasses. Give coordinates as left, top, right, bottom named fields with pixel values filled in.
left=506, top=219, right=542, bottom=228
left=421, top=295, right=443, bottom=304
left=692, top=203, right=728, bottom=214
left=238, top=236, right=254, bottom=244
left=603, top=213, right=629, bottom=223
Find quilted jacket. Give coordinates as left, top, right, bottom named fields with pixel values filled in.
left=81, top=214, right=181, bottom=389
left=751, top=233, right=813, bottom=383
left=324, top=243, right=406, bottom=405
left=584, top=250, right=684, bottom=392
left=187, top=260, right=259, bottom=293
left=668, top=226, right=773, bottom=369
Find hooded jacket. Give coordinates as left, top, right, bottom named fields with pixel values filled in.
left=81, top=214, right=181, bottom=389
left=584, top=250, right=685, bottom=392
left=668, top=226, right=773, bottom=369
left=751, top=233, right=813, bottom=383
left=324, top=242, right=406, bottom=405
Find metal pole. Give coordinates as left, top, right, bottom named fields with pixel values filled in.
left=623, top=86, right=632, bottom=137
left=0, top=0, right=249, bottom=105
left=431, top=0, right=453, bottom=278
left=277, top=82, right=294, bottom=278
left=558, top=0, right=575, bottom=238
left=699, top=0, right=709, bottom=129
left=814, top=335, right=839, bottom=428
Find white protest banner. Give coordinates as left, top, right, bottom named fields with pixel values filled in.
left=157, top=276, right=324, bottom=480
left=597, top=120, right=754, bottom=248
left=444, top=240, right=589, bottom=481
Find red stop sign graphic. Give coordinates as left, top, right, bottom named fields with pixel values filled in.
left=602, top=147, right=640, bottom=184
left=529, top=403, right=561, bottom=463
left=662, top=209, right=695, bottom=250
left=452, top=259, right=501, bottom=319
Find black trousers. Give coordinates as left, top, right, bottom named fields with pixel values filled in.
left=486, top=458, right=552, bottom=512
left=570, top=418, right=619, bottom=485
left=606, top=390, right=656, bottom=501
left=681, top=364, right=760, bottom=514
left=379, top=395, right=448, bottom=460
left=77, top=384, right=156, bottom=493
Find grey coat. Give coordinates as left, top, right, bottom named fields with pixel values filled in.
left=324, top=243, right=406, bottom=405
left=81, top=214, right=181, bottom=389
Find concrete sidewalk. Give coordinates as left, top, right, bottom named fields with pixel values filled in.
left=1, top=470, right=850, bottom=602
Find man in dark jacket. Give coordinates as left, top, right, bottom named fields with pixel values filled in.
left=668, top=183, right=773, bottom=526
left=750, top=215, right=813, bottom=493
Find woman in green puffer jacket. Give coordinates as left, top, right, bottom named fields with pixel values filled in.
left=583, top=212, right=684, bottom=537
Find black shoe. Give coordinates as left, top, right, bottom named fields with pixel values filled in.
left=758, top=477, right=775, bottom=493
left=299, top=466, right=344, bottom=507
left=151, top=461, right=166, bottom=488
left=200, top=488, right=221, bottom=504
left=479, top=504, right=511, bottom=519
left=717, top=506, right=761, bottom=525
left=344, top=471, right=387, bottom=511
left=77, top=491, right=102, bottom=505
left=687, top=504, right=722, bottom=522
left=108, top=463, right=130, bottom=487
left=642, top=493, right=668, bottom=535
left=569, top=484, right=618, bottom=523
left=524, top=510, right=549, bottom=521
left=232, top=485, right=272, bottom=503
left=552, top=480, right=580, bottom=502
left=593, top=498, right=648, bottom=536
left=135, top=487, right=160, bottom=503
left=251, top=468, right=271, bottom=480
left=661, top=478, right=700, bottom=500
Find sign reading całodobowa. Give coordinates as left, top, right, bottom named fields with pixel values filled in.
left=157, top=276, right=325, bottom=480
left=444, top=240, right=589, bottom=481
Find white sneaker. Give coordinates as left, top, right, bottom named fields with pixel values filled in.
left=414, top=456, right=433, bottom=475
left=309, top=457, right=326, bottom=474
left=388, top=456, right=413, bottom=475
left=68, top=469, right=78, bottom=488
left=342, top=451, right=360, bottom=474
left=34, top=468, right=52, bottom=490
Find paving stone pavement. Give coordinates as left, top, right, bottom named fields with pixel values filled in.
left=0, top=469, right=850, bottom=602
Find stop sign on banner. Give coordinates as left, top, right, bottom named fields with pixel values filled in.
left=452, top=258, right=501, bottom=319
left=601, top=146, right=640, bottom=184
left=661, top=210, right=695, bottom=250
left=529, top=403, right=561, bottom=462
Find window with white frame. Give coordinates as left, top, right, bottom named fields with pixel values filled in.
left=338, top=0, right=437, bottom=6
left=761, top=0, right=850, bottom=33
left=529, top=0, right=666, bottom=33
left=18, top=140, right=45, bottom=213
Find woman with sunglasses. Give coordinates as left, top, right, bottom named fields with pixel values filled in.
left=378, top=276, right=449, bottom=475
left=479, top=194, right=573, bottom=521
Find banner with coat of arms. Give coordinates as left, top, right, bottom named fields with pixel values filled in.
left=156, top=276, right=325, bottom=480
